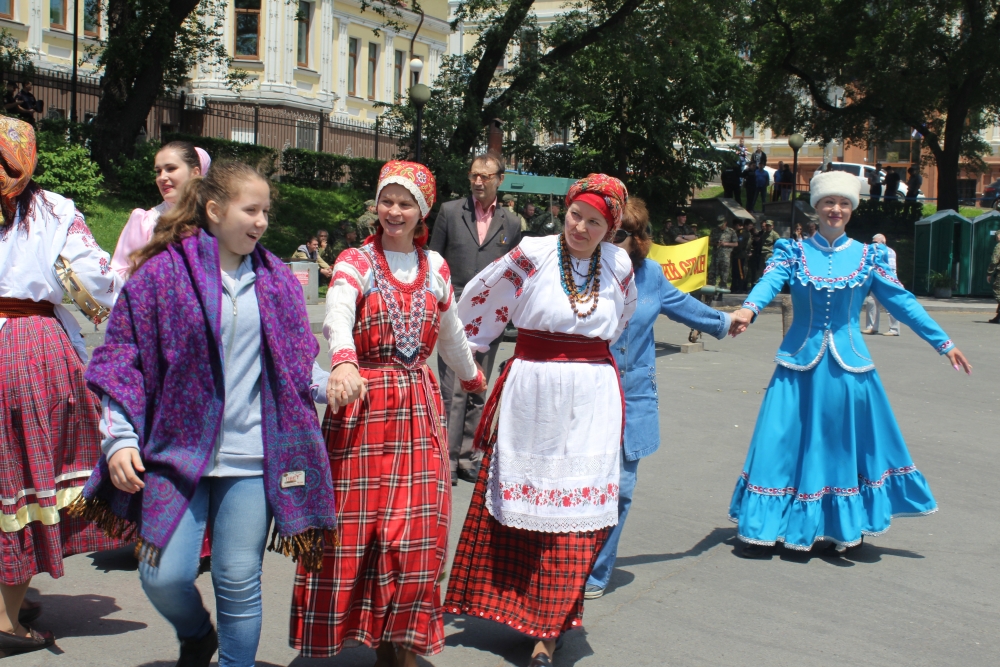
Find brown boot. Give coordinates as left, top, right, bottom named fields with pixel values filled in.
left=990, top=305, right=1000, bottom=324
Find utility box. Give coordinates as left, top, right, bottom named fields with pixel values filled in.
left=913, top=210, right=964, bottom=295
left=968, top=211, right=1000, bottom=297
left=287, top=262, right=319, bottom=305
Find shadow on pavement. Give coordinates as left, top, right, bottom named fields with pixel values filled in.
left=654, top=341, right=681, bottom=357
left=137, top=663, right=286, bottom=667
left=28, top=591, right=146, bottom=637
left=444, top=615, right=595, bottom=667
left=88, top=545, right=139, bottom=572
left=726, top=540, right=924, bottom=565
left=614, top=526, right=736, bottom=570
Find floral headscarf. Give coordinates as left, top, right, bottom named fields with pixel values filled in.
left=375, top=160, right=437, bottom=220
left=0, top=116, right=37, bottom=222
left=565, top=173, right=629, bottom=241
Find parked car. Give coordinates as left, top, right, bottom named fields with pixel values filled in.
left=811, top=162, right=921, bottom=200
left=982, top=178, right=1000, bottom=209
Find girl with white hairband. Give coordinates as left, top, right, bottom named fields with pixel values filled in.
left=110, top=141, right=211, bottom=278
left=728, top=170, right=972, bottom=558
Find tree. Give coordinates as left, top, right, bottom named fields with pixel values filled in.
left=87, top=0, right=248, bottom=174
left=742, top=0, right=1000, bottom=210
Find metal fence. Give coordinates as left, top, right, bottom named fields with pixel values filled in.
left=7, top=65, right=406, bottom=161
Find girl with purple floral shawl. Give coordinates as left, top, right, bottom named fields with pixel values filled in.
left=69, top=161, right=337, bottom=667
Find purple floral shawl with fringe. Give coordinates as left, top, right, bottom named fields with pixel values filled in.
left=73, top=230, right=336, bottom=571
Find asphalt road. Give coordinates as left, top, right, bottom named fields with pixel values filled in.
left=9, top=310, right=997, bottom=667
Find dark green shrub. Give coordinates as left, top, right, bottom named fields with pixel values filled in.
left=110, top=140, right=161, bottom=204
left=34, top=128, right=104, bottom=210
left=281, top=147, right=381, bottom=192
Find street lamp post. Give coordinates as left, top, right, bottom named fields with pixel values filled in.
left=788, top=132, right=805, bottom=229
left=408, top=83, right=431, bottom=164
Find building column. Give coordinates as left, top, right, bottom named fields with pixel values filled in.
left=447, top=1, right=463, bottom=56
left=427, top=46, right=442, bottom=85
left=383, top=30, right=396, bottom=103
left=319, top=0, right=334, bottom=100
left=264, top=0, right=282, bottom=83
left=335, top=19, right=349, bottom=115
left=283, top=0, right=296, bottom=84
left=28, top=0, right=42, bottom=54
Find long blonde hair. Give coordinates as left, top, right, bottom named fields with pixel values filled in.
left=130, top=161, right=268, bottom=273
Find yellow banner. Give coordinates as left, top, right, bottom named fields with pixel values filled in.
left=646, top=237, right=709, bottom=293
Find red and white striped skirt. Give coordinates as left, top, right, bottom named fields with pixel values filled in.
left=0, top=314, right=126, bottom=586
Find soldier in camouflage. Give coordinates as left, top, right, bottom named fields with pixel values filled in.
left=529, top=202, right=563, bottom=236
left=707, top=215, right=738, bottom=292
left=988, top=231, right=1000, bottom=323
left=356, top=199, right=378, bottom=238
left=760, top=219, right=781, bottom=263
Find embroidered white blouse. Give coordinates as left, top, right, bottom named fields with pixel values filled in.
left=322, top=244, right=479, bottom=382
left=456, top=235, right=637, bottom=533
left=0, top=191, right=121, bottom=361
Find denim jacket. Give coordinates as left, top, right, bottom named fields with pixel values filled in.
left=743, top=234, right=953, bottom=373
left=614, top=259, right=730, bottom=461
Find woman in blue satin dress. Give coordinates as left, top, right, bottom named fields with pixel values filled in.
left=728, top=171, right=972, bottom=557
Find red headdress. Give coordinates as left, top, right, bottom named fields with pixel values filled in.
left=373, top=160, right=437, bottom=246
left=565, top=173, right=629, bottom=241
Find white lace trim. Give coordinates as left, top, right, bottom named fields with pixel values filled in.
left=807, top=235, right=854, bottom=253
left=730, top=509, right=939, bottom=550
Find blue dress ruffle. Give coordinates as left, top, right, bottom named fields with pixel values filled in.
left=728, top=352, right=937, bottom=549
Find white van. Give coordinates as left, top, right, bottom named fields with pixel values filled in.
left=811, top=162, right=920, bottom=199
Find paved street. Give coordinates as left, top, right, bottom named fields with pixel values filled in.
left=9, top=310, right=998, bottom=667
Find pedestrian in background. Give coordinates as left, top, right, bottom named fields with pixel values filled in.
left=781, top=163, right=794, bottom=200
left=2, top=81, right=18, bottom=115
left=753, top=145, right=767, bottom=167
left=746, top=224, right=763, bottom=288
left=356, top=199, right=378, bottom=237
left=429, top=152, right=521, bottom=484
left=707, top=215, right=738, bottom=294
left=863, top=233, right=901, bottom=336
left=868, top=163, right=883, bottom=203
left=906, top=166, right=923, bottom=201
left=0, top=117, right=123, bottom=657
left=771, top=161, right=785, bottom=202
left=14, top=81, right=38, bottom=126
left=503, top=194, right=528, bottom=231
left=291, top=235, right=333, bottom=281
left=736, top=138, right=748, bottom=169
left=524, top=202, right=537, bottom=227
left=986, top=230, right=1000, bottom=323
left=760, top=219, right=780, bottom=264
left=674, top=210, right=699, bottom=243
left=792, top=222, right=804, bottom=241
left=77, top=161, right=337, bottom=667
left=722, top=164, right=742, bottom=206
left=531, top=201, right=563, bottom=236
left=730, top=219, right=750, bottom=293
left=742, top=162, right=759, bottom=212
left=754, top=162, right=770, bottom=211
left=883, top=167, right=901, bottom=201
left=584, top=197, right=745, bottom=599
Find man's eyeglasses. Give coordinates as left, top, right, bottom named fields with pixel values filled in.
left=613, top=229, right=632, bottom=244
left=468, top=172, right=499, bottom=183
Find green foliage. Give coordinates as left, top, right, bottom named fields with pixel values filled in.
left=83, top=193, right=138, bottom=252
left=163, top=133, right=279, bottom=175
left=255, top=183, right=367, bottom=259
left=110, top=140, right=162, bottom=205
left=281, top=148, right=382, bottom=192
left=36, top=117, right=92, bottom=146
left=33, top=128, right=105, bottom=211
left=928, top=270, right=954, bottom=289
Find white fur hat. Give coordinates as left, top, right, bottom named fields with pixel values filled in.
left=810, top=171, right=860, bottom=210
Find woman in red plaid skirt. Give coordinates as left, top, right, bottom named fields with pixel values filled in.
left=445, top=174, right=636, bottom=667
left=290, top=161, right=487, bottom=667
left=0, top=117, right=123, bottom=656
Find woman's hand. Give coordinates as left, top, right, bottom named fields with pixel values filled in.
left=326, top=362, right=368, bottom=411
left=946, top=347, right=972, bottom=375
left=108, top=448, right=145, bottom=494
left=729, top=308, right=754, bottom=337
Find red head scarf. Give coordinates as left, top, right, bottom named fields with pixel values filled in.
left=0, top=117, right=36, bottom=222
left=373, top=160, right=437, bottom=247
left=565, top=173, right=628, bottom=241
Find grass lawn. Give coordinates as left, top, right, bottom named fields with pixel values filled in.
left=921, top=203, right=986, bottom=218
left=81, top=183, right=367, bottom=260
left=695, top=185, right=724, bottom=199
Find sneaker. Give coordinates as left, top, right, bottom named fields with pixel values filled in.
left=860, top=328, right=875, bottom=334
left=584, top=584, right=604, bottom=599
left=881, top=331, right=899, bottom=336
left=176, top=626, right=217, bottom=667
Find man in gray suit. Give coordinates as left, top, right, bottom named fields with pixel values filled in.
left=429, top=152, right=523, bottom=484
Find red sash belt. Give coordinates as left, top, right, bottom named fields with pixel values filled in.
left=473, top=328, right=621, bottom=452
left=0, top=297, right=56, bottom=318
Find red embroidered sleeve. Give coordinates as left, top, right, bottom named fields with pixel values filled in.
left=331, top=348, right=358, bottom=368
left=460, top=367, right=487, bottom=393
left=337, top=248, right=371, bottom=275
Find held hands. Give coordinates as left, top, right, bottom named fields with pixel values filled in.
left=326, top=362, right=369, bottom=412
left=108, top=448, right=145, bottom=494
left=729, top=308, right=754, bottom=337
left=946, top=348, right=973, bottom=375
left=471, top=362, right=489, bottom=395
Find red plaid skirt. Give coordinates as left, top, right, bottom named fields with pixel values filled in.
left=444, top=440, right=610, bottom=639
left=290, top=289, right=451, bottom=657
left=0, top=315, right=127, bottom=586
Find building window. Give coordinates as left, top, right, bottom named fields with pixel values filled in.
left=0, top=0, right=12, bottom=20
left=348, top=37, right=358, bottom=96
left=367, top=43, right=378, bottom=100
left=734, top=124, right=754, bottom=139
left=393, top=50, right=404, bottom=100
left=234, top=0, right=261, bottom=59
left=50, top=0, right=66, bottom=29
left=296, top=2, right=310, bottom=67
left=83, top=0, right=100, bottom=36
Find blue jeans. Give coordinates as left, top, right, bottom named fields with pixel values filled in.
left=139, top=476, right=272, bottom=667
left=587, top=453, right=639, bottom=590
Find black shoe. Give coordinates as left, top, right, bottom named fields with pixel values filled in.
left=198, top=555, right=212, bottom=575
left=989, top=314, right=1000, bottom=324
left=18, top=601, right=41, bottom=626
left=457, top=468, right=479, bottom=484
left=528, top=653, right=554, bottom=667
left=0, top=626, right=54, bottom=658
left=176, top=626, right=217, bottom=667
left=451, top=470, right=458, bottom=486
left=738, top=543, right=773, bottom=559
